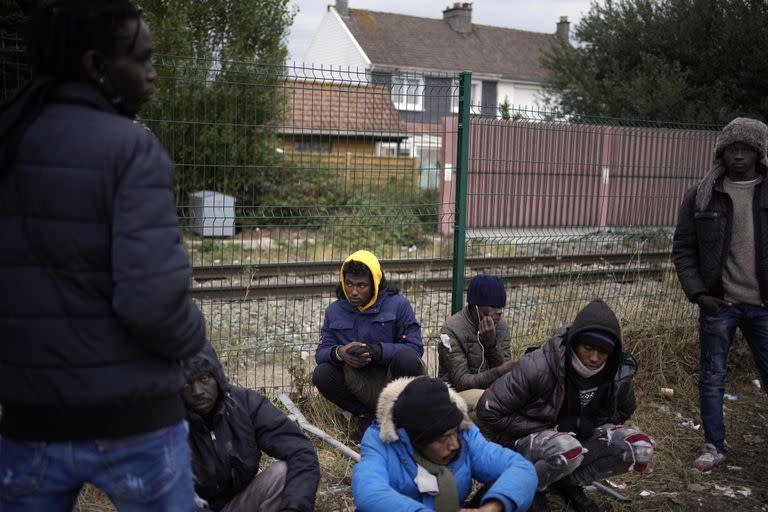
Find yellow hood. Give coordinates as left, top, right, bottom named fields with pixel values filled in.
left=341, top=250, right=382, bottom=312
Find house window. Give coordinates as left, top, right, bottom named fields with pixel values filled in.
left=375, top=141, right=410, bottom=157
left=451, top=79, right=482, bottom=114
left=391, top=75, right=424, bottom=111
left=295, top=139, right=331, bottom=153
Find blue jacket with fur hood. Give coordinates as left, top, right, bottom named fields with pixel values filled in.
left=352, top=377, right=537, bottom=512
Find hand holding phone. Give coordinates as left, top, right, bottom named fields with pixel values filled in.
left=346, top=344, right=369, bottom=357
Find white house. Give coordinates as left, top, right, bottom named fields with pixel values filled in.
left=302, top=1, right=569, bottom=188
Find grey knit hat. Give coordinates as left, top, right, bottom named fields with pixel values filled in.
left=696, top=117, right=768, bottom=210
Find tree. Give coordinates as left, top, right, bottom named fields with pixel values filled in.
left=0, top=0, right=34, bottom=100
left=139, top=1, right=298, bottom=216
left=541, top=0, right=768, bottom=124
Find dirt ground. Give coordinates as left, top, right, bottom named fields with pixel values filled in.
left=577, top=377, right=768, bottom=512
left=73, top=329, right=768, bottom=512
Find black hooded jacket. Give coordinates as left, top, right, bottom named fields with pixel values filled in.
left=183, top=344, right=320, bottom=511
left=477, top=299, right=637, bottom=446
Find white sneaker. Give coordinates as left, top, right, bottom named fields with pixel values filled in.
left=691, top=443, right=726, bottom=471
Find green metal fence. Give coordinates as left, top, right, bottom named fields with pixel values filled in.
left=1, top=36, right=721, bottom=394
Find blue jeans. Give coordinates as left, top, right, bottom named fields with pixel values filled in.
left=698, top=304, right=768, bottom=453
left=0, top=420, right=194, bottom=512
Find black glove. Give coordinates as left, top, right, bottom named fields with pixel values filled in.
left=695, top=294, right=730, bottom=316
left=366, top=343, right=383, bottom=363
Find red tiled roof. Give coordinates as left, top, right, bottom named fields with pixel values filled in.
left=344, top=9, right=558, bottom=82
left=279, top=79, right=409, bottom=138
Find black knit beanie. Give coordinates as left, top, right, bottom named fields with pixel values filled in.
left=392, top=377, right=463, bottom=444
left=467, top=274, right=506, bottom=308
left=575, top=329, right=617, bottom=354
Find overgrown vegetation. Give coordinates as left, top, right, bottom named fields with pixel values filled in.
left=137, top=0, right=296, bottom=219
left=330, top=180, right=436, bottom=253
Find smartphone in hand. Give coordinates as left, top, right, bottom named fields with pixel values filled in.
left=346, top=345, right=369, bottom=357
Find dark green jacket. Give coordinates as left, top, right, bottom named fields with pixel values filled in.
left=438, top=306, right=511, bottom=391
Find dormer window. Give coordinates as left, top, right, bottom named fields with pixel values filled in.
left=391, top=75, right=424, bottom=111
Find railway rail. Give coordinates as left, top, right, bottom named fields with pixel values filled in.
left=190, top=251, right=672, bottom=301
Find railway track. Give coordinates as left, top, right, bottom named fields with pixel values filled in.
left=190, top=251, right=672, bottom=300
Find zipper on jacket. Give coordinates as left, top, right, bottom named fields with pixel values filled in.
left=210, top=431, right=216, bottom=441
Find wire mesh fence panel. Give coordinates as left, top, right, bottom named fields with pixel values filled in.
left=0, top=34, right=722, bottom=393
left=447, top=105, right=720, bottom=349
left=140, top=60, right=459, bottom=390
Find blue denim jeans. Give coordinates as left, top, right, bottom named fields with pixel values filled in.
left=0, top=420, right=194, bottom=512
left=698, top=303, right=768, bottom=453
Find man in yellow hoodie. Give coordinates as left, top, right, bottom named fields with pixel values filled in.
left=313, top=250, right=424, bottom=440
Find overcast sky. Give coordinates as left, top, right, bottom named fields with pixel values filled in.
left=286, top=0, right=596, bottom=63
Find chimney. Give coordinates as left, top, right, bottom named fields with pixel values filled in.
left=556, top=16, right=570, bottom=43
left=336, top=0, right=349, bottom=17
left=443, top=2, right=472, bottom=34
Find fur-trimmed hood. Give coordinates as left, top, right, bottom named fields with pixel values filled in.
left=376, top=376, right=471, bottom=444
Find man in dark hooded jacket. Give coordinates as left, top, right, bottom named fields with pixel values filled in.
left=313, top=250, right=425, bottom=439
left=477, top=299, right=654, bottom=512
left=182, top=343, right=320, bottom=512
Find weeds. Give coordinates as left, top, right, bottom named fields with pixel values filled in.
left=74, top=289, right=768, bottom=512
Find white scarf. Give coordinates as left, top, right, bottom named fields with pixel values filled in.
left=571, top=349, right=605, bottom=378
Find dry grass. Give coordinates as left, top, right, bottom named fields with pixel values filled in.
left=74, top=293, right=768, bottom=512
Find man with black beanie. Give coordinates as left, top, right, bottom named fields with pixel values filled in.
left=438, top=275, right=517, bottom=414
left=477, top=299, right=654, bottom=512
left=673, top=117, right=768, bottom=471
left=353, top=376, right=537, bottom=512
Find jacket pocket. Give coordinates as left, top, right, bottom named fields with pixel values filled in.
left=329, top=320, right=354, bottom=331
left=694, top=211, right=724, bottom=243
left=370, top=312, right=398, bottom=344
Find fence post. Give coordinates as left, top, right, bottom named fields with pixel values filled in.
left=597, top=126, right=614, bottom=232
left=451, top=71, right=472, bottom=314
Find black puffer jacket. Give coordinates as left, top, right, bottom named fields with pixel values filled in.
left=672, top=174, right=768, bottom=303
left=0, top=82, right=205, bottom=441
left=476, top=299, right=637, bottom=447
left=183, top=344, right=319, bottom=512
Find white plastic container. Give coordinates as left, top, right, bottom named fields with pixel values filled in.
left=188, top=190, right=236, bottom=237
